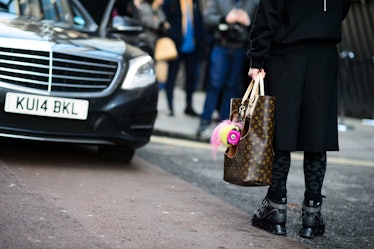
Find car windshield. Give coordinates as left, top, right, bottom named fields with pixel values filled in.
left=0, top=0, right=84, bottom=26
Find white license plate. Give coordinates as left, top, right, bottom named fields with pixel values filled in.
left=4, top=92, right=89, bottom=120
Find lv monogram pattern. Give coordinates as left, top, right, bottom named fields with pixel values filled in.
left=224, top=96, right=275, bottom=186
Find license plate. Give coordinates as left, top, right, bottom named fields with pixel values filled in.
left=4, top=92, right=89, bottom=120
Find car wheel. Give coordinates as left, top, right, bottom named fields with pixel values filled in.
left=98, top=146, right=135, bottom=163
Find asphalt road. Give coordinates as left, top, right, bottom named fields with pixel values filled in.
left=138, top=136, right=374, bottom=249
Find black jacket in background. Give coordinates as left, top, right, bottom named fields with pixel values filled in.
left=203, top=0, right=259, bottom=48
left=248, top=0, right=351, bottom=68
left=162, top=0, right=205, bottom=52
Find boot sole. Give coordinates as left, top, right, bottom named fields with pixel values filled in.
left=252, top=217, right=287, bottom=235
left=299, top=224, right=325, bottom=239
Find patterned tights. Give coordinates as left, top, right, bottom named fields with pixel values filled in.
left=267, top=150, right=327, bottom=204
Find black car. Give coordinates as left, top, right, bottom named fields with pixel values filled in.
left=0, top=0, right=158, bottom=162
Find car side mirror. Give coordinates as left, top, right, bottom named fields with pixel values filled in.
left=111, top=16, right=143, bottom=34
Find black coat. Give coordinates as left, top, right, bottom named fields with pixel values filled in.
left=162, top=0, right=205, bottom=52
left=266, top=45, right=339, bottom=152
left=248, top=0, right=351, bottom=69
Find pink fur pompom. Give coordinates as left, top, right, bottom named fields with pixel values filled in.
left=210, top=119, right=243, bottom=160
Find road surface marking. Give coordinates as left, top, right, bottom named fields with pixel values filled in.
left=151, top=136, right=374, bottom=168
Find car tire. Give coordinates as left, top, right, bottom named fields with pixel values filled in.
left=98, top=146, right=135, bottom=163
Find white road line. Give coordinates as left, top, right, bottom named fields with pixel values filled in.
left=150, top=136, right=374, bottom=168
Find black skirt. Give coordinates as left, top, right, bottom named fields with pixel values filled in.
left=265, top=44, right=339, bottom=152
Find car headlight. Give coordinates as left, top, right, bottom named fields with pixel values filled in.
left=121, top=55, right=156, bottom=90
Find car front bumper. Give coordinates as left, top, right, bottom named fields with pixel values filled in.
left=0, top=84, right=158, bottom=148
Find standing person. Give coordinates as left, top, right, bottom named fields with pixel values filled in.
left=196, top=0, right=259, bottom=136
left=162, top=0, right=205, bottom=117
left=137, top=0, right=170, bottom=57
left=247, top=0, right=351, bottom=238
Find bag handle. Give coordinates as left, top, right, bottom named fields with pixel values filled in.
left=241, top=79, right=255, bottom=105
left=241, top=73, right=265, bottom=103
left=259, top=74, right=265, bottom=96
left=249, top=73, right=265, bottom=99
left=239, top=73, right=265, bottom=120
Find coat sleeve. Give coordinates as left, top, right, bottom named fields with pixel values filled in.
left=248, top=0, right=285, bottom=69
left=138, top=4, right=164, bottom=31
left=203, top=0, right=227, bottom=28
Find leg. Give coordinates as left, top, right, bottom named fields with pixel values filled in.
left=268, top=150, right=291, bottom=202
left=304, top=151, right=326, bottom=202
left=184, top=51, right=199, bottom=116
left=252, top=150, right=290, bottom=235
left=197, top=45, right=229, bottom=134
left=300, top=151, right=327, bottom=238
left=218, top=47, right=245, bottom=120
left=165, top=56, right=181, bottom=116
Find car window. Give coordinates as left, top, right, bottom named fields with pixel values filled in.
left=0, top=0, right=86, bottom=28
left=41, top=0, right=70, bottom=23
left=0, top=0, right=15, bottom=12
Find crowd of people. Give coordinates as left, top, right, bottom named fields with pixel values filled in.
left=132, top=0, right=257, bottom=123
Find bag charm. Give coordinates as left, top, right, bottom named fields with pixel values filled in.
left=210, top=119, right=243, bottom=160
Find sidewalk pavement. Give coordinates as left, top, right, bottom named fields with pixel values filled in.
left=154, top=86, right=374, bottom=163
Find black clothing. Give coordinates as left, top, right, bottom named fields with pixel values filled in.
left=203, top=0, right=259, bottom=49
left=247, top=0, right=350, bottom=151
left=248, top=0, right=351, bottom=68
left=266, top=45, right=339, bottom=151
left=162, top=0, right=205, bottom=51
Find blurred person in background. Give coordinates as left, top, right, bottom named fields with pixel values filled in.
left=137, top=0, right=170, bottom=57
left=196, top=0, right=259, bottom=136
left=162, top=0, right=205, bottom=117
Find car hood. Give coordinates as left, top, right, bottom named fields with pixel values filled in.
left=0, top=15, right=127, bottom=59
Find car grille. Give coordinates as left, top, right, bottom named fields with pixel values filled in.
left=0, top=46, right=118, bottom=94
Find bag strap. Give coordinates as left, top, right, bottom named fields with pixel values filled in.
left=241, top=79, right=254, bottom=105
left=259, top=73, right=265, bottom=96
left=242, top=73, right=264, bottom=101
left=248, top=75, right=260, bottom=101
left=239, top=73, right=266, bottom=119
left=249, top=73, right=265, bottom=98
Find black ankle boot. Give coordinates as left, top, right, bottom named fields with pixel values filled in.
left=252, top=198, right=287, bottom=235
left=299, top=200, right=325, bottom=238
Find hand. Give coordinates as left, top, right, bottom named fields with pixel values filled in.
left=163, top=21, right=171, bottom=30
left=236, top=9, right=250, bottom=26
left=248, top=68, right=266, bottom=80
left=226, top=8, right=239, bottom=24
